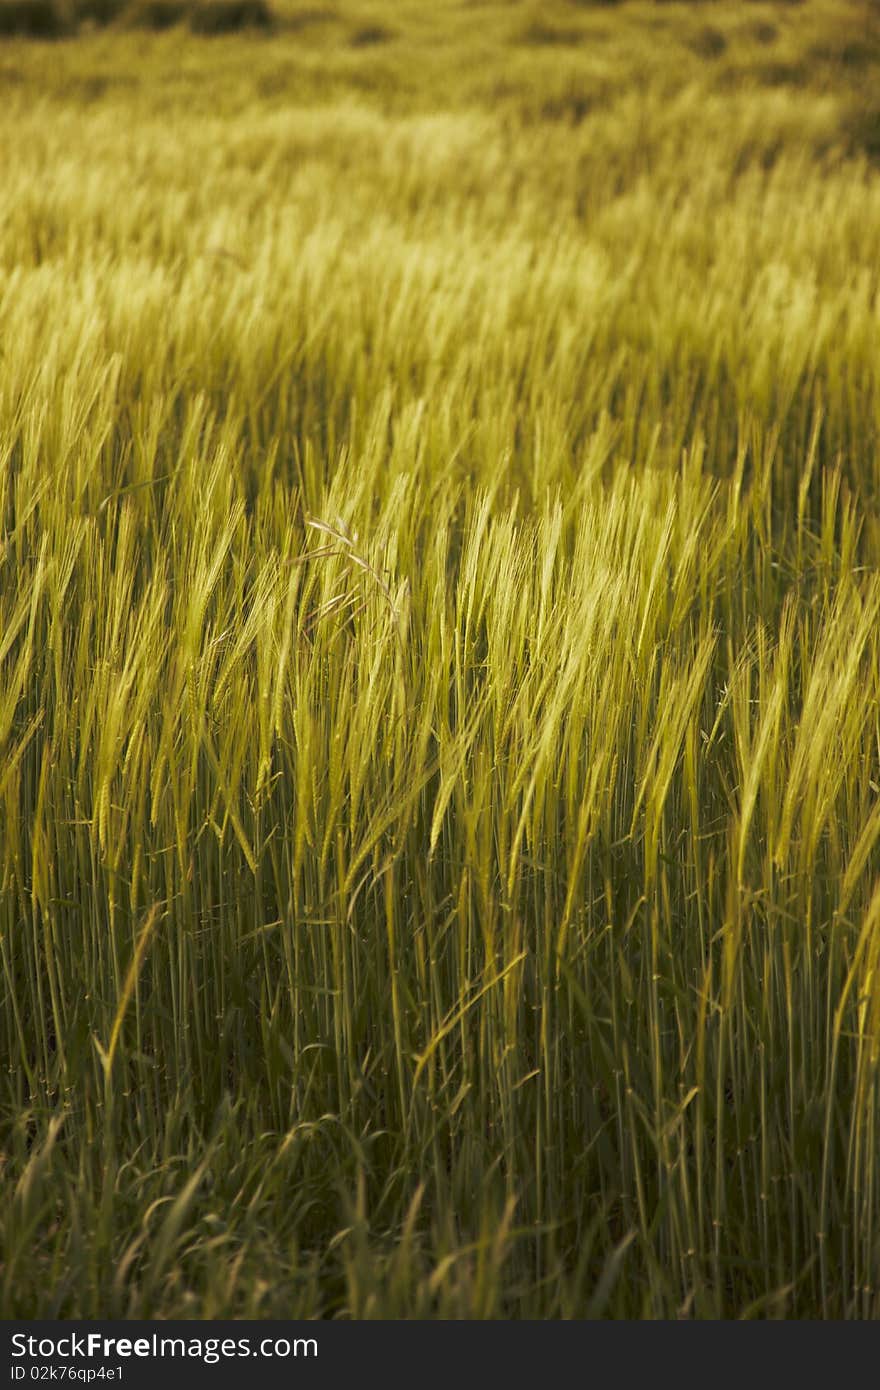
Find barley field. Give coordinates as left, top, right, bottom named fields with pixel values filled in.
left=2, top=0, right=880, bottom=1319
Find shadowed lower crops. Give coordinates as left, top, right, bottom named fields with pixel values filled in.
left=3, top=0, right=880, bottom=1318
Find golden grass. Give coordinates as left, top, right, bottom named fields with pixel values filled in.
left=3, top=0, right=880, bottom=1317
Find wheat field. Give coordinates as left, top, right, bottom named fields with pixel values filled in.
left=2, top=0, right=880, bottom=1318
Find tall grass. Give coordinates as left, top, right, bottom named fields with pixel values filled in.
left=3, top=0, right=880, bottom=1317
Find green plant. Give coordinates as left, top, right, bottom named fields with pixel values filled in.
left=188, top=0, right=274, bottom=34
left=3, top=0, right=880, bottom=1321
left=0, top=0, right=70, bottom=36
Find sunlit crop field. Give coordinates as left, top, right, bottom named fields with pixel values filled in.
left=3, top=0, right=880, bottom=1318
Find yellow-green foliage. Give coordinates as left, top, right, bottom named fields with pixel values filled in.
left=3, top=0, right=880, bottom=1318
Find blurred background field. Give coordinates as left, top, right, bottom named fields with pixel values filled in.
left=3, top=0, right=880, bottom=1319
